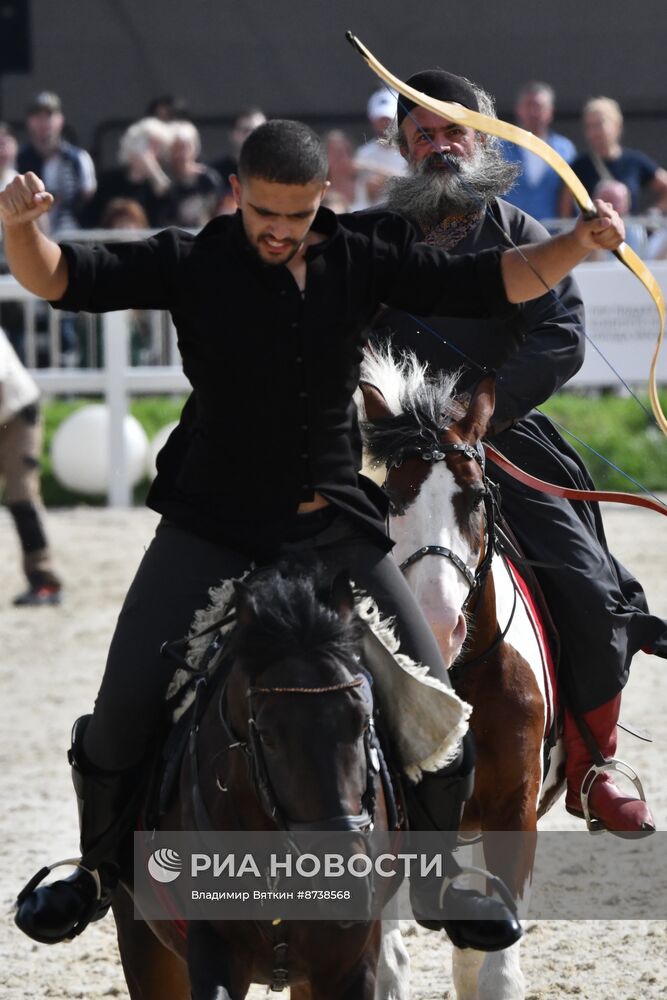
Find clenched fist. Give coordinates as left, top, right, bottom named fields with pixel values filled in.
left=0, top=172, right=54, bottom=228
left=573, top=199, right=625, bottom=251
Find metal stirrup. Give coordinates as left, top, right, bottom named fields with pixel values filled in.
left=437, top=864, right=519, bottom=918
left=580, top=758, right=648, bottom=833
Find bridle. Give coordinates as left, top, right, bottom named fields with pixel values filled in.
left=216, top=669, right=380, bottom=834
left=387, top=440, right=497, bottom=611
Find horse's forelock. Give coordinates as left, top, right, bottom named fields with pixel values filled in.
left=360, top=344, right=463, bottom=464
left=231, top=570, right=362, bottom=680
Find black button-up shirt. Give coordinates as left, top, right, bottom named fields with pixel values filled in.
left=53, top=207, right=510, bottom=556
left=371, top=199, right=585, bottom=430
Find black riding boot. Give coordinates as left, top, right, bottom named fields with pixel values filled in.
left=407, top=734, right=523, bottom=952
left=15, top=716, right=140, bottom=944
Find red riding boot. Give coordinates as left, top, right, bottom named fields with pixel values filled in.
left=564, top=694, right=655, bottom=833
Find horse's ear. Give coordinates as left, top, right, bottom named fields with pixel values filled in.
left=329, top=569, right=356, bottom=622
left=233, top=580, right=257, bottom=626
left=459, top=374, right=496, bottom=441
left=359, top=381, right=393, bottom=422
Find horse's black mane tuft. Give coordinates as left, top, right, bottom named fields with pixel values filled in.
left=360, top=347, right=465, bottom=465
left=231, top=563, right=363, bottom=680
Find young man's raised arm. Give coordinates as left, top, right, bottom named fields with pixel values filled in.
left=0, top=173, right=69, bottom=301
left=501, top=199, right=625, bottom=303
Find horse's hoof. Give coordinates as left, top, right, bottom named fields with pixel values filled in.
left=14, top=871, right=108, bottom=945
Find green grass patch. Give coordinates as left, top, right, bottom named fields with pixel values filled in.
left=35, top=390, right=667, bottom=507
left=540, top=389, right=667, bottom=493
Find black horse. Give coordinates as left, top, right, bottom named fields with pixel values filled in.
left=112, top=564, right=400, bottom=1000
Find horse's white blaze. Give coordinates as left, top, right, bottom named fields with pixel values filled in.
left=392, top=465, right=476, bottom=666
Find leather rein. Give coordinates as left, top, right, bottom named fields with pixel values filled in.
left=484, top=442, right=667, bottom=518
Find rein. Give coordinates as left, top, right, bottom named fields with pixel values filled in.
left=485, top=442, right=667, bottom=517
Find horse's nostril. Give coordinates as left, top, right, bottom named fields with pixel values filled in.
left=453, top=614, right=467, bottom=645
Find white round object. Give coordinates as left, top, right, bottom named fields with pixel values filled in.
left=51, top=404, right=149, bottom=495
left=146, top=421, right=179, bottom=480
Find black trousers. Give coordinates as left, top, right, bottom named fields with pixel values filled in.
left=490, top=411, right=665, bottom=713
left=84, top=511, right=452, bottom=771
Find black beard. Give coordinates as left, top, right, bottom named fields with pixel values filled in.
left=384, top=145, right=521, bottom=231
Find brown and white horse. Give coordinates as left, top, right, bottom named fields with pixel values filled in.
left=357, top=348, right=565, bottom=1000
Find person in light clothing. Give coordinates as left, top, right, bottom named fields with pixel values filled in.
left=0, top=326, right=62, bottom=605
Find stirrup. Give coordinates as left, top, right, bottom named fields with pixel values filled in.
left=439, top=864, right=520, bottom=918
left=15, top=857, right=104, bottom=942
left=579, top=758, right=648, bottom=834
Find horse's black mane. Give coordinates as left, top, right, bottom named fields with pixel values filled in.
left=360, top=349, right=465, bottom=465
left=231, top=563, right=363, bottom=680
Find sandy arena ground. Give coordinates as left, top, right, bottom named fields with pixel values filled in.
left=0, top=503, right=665, bottom=999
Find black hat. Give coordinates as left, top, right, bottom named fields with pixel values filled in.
left=27, top=91, right=62, bottom=116
left=397, top=71, right=479, bottom=126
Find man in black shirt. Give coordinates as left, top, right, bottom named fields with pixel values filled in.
left=372, top=69, right=666, bottom=835
left=1, top=119, right=623, bottom=949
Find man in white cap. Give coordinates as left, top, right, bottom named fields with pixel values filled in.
left=353, top=88, right=407, bottom=208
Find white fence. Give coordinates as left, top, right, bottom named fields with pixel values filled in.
left=1, top=260, right=667, bottom=507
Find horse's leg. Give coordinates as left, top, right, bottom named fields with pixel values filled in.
left=112, top=888, right=190, bottom=1000
left=310, top=963, right=377, bottom=1000
left=451, top=946, right=485, bottom=1000
left=375, top=920, right=410, bottom=1000
left=308, top=924, right=381, bottom=1000
left=449, top=860, right=526, bottom=1000
left=187, top=921, right=252, bottom=1000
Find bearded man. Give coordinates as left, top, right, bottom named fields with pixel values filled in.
left=371, top=69, right=667, bottom=835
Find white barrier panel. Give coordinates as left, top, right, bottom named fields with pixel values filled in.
left=570, top=260, right=667, bottom=386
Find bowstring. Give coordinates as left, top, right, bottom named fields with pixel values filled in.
left=386, top=86, right=664, bottom=495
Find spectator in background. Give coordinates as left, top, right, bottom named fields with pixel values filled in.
left=354, top=88, right=407, bottom=209
left=0, top=123, right=18, bottom=192
left=82, top=117, right=173, bottom=228
left=501, top=82, right=576, bottom=224
left=17, top=92, right=96, bottom=234
left=17, top=94, right=96, bottom=365
left=99, top=197, right=149, bottom=231
left=0, top=325, right=62, bottom=606
left=0, top=126, right=22, bottom=357
left=646, top=222, right=667, bottom=261
left=211, top=107, right=266, bottom=191
left=321, top=189, right=350, bottom=214
left=324, top=129, right=357, bottom=211
left=99, top=199, right=155, bottom=364
left=145, top=94, right=190, bottom=123
left=163, top=120, right=224, bottom=228
left=561, top=97, right=667, bottom=216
